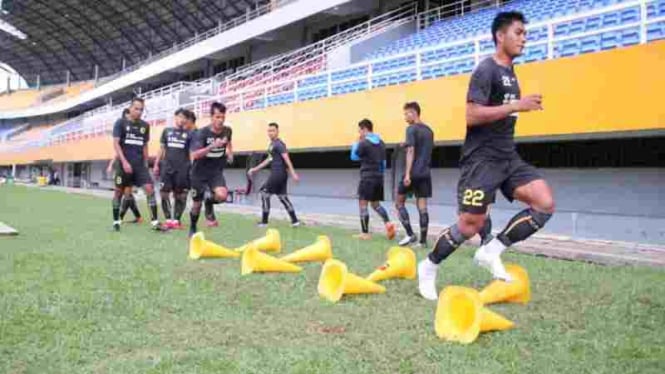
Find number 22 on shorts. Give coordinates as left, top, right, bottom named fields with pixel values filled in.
left=463, top=189, right=485, bottom=207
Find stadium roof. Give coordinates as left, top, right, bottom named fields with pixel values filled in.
left=0, top=0, right=268, bottom=86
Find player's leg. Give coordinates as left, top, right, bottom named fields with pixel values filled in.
left=395, top=180, right=416, bottom=245
left=479, top=208, right=493, bottom=245
left=111, top=166, right=127, bottom=231
left=121, top=188, right=142, bottom=222
left=367, top=178, right=395, bottom=240
left=160, top=183, right=173, bottom=223
left=418, top=161, right=500, bottom=299
left=417, top=212, right=485, bottom=300
left=414, top=176, right=433, bottom=247
left=189, top=186, right=204, bottom=237
left=142, top=182, right=163, bottom=230
left=111, top=186, right=124, bottom=231
left=204, top=174, right=227, bottom=226
left=204, top=195, right=217, bottom=225
left=171, top=168, right=189, bottom=229
left=356, top=199, right=371, bottom=240
left=274, top=173, right=299, bottom=226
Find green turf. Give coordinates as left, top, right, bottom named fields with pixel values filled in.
left=0, top=185, right=664, bottom=373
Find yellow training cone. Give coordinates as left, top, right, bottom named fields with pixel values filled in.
left=241, top=246, right=302, bottom=275
left=366, top=246, right=416, bottom=282
left=318, top=259, right=385, bottom=303
left=280, top=235, right=332, bottom=263
left=189, top=232, right=240, bottom=260
left=235, top=228, right=281, bottom=253
left=479, top=264, right=531, bottom=305
left=435, top=286, right=514, bottom=344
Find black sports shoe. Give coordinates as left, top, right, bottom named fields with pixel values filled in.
left=112, top=223, right=120, bottom=232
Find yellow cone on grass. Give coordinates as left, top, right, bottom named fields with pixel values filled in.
left=189, top=232, right=240, bottom=260
left=241, top=245, right=302, bottom=275
left=318, top=259, right=385, bottom=303
left=235, top=228, right=281, bottom=253
left=435, top=286, right=514, bottom=344
left=280, top=235, right=332, bottom=263
left=479, top=264, right=531, bottom=305
left=366, top=246, right=416, bottom=282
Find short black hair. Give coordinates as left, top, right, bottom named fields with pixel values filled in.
left=130, top=97, right=144, bottom=105
left=268, top=122, right=279, bottom=129
left=403, top=102, right=421, bottom=116
left=175, top=108, right=186, bottom=116
left=358, top=118, right=373, bottom=132
left=185, top=110, right=196, bottom=123
left=122, top=108, right=129, bottom=116
left=210, top=101, right=226, bottom=116
left=491, top=11, right=527, bottom=45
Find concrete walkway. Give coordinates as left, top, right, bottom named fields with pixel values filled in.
left=20, top=184, right=665, bottom=267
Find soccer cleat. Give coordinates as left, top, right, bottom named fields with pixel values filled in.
left=291, top=221, right=301, bottom=228
left=398, top=235, right=418, bottom=247
left=256, top=222, right=268, bottom=228
left=414, top=241, right=428, bottom=249
left=112, top=222, right=121, bottom=232
left=418, top=258, right=439, bottom=300
left=353, top=233, right=372, bottom=240
left=205, top=219, right=219, bottom=228
left=473, top=248, right=513, bottom=282
left=130, top=217, right=143, bottom=224
left=151, top=221, right=168, bottom=232
left=385, top=222, right=396, bottom=240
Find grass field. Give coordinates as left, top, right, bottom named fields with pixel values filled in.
left=0, top=185, right=664, bottom=373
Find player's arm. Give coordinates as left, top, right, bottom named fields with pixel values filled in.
left=106, top=158, right=116, bottom=175
left=112, top=120, right=132, bottom=173
left=249, top=157, right=271, bottom=175
left=143, top=125, right=150, bottom=168
left=225, top=128, right=234, bottom=164
left=465, top=64, right=542, bottom=126
left=282, top=152, right=299, bottom=182
left=403, top=126, right=415, bottom=186
left=190, top=135, right=225, bottom=160
left=154, top=129, right=167, bottom=175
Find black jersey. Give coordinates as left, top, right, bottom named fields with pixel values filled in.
left=462, top=57, right=521, bottom=162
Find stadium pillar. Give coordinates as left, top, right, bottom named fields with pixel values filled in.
left=11, top=164, right=16, bottom=178
left=122, top=58, right=126, bottom=71
left=94, top=65, right=99, bottom=82
left=66, top=70, right=70, bottom=87
left=5, top=76, right=9, bottom=92
left=36, top=74, right=40, bottom=90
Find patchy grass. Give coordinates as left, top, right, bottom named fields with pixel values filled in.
left=0, top=185, right=664, bottom=373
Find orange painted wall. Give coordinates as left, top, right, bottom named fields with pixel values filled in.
left=2, top=41, right=663, bottom=165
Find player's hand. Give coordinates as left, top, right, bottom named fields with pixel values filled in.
left=227, top=154, right=234, bottom=164
left=403, top=175, right=411, bottom=187
left=514, top=94, right=543, bottom=112
left=153, top=165, right=159, bottom=177
left=106, top=165, right=113, bottom=174
left=247, top=168, right=256, bottom=176
left=122, top=161, right=133, bottom=174
left=291, top=172, right=300, bottom=182
left=212, top=138, right=226, bottom=148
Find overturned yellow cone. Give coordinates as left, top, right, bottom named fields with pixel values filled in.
left=480, top=264, right=531, bottom=305
left=235, top=228, right=281, bottom=253
left=281, top=235, right=332, bottom=263
left=189, top=232, right=240, bottom=260
left=435, top=286, right=514, bottom=344
left=318, top=259, right=385, bottom=303
left=241, top=246, right=302, bottom=275
left=366, top=246, right=416, bottom=282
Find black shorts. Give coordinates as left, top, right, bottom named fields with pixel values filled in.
left=358, top=177, right=384, bottom=202
left=457, top=156, right=542, bottom=214
left=114, top=161, right=152, bottom=188
left=160, top=163, right=190, bottom=191
left=261, top=172, right=288, bottom=195
left=397, top=175, right=432, bottom=198
left=191, top=172, right=227, bottom=201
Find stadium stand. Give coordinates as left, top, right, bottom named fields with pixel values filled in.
left=0, top=89, right=40, bottom=110
left=1, top=0, right=662, bottom=150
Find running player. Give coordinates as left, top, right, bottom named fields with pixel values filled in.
left=111, top=98, right=163, bottom=231
left=189, top=102, right=233, bottom=236
left=418, top=11, right=555, bottom=300
left=350, top=119, right=396, bottom=240
left=248, top=122, right=300, bottom=227
left=153, top=109, right=193, bottom=229
left=395, top=102, right=434, bottom=248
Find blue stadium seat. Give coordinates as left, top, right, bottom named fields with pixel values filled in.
left=600, top=30, right=621, bottom=50
left=647, top=21, right=665, bottom=41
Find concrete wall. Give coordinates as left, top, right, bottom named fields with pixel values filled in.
left=73, top=162, right=665, bottom=244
